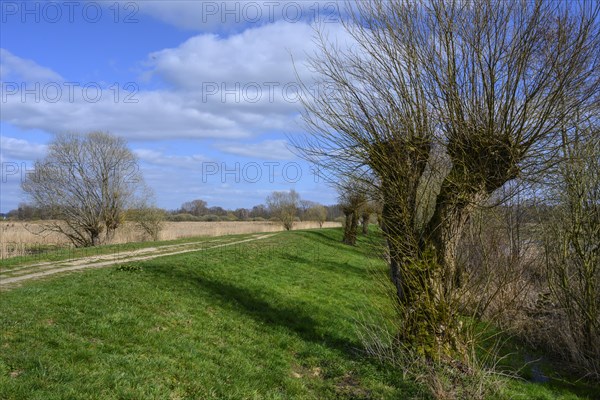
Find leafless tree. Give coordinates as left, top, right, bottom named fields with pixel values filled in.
left=128, top=191, right=166, bottom=242
left=338, top=180, right=367, bottom=245
left=22, top=132, right=146, bottom=247
left=298, top=199, right=316, bottom=221
left=266, top=190, right=300, bottom=230
left=361, top=202, right=376, bottom=235
left=181, top=199, right=208, bottom=217
left=296, top=0, right=600, bottom=356
left=130, top=207, right=165, bottom=241
left=540, top=119, right=600, bottom=377
left=305, top=204, right=328, bottom=228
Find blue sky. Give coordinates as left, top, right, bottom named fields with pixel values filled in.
left=0, top=1, right=350, bottom=212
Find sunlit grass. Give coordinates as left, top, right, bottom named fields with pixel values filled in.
left=0, top=229, right=597, bottom=399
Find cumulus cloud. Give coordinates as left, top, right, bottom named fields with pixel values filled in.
left=2, top=89, right=252, bottom=140
left=0, top=136, right=47, bottom=160
left=0, top=49, right=63, bottom=82
left=1, top=21, right=354, bottom=145
left=147, top=20, right=317, bottom=86
left=1, top=20, right=348, bottom=141
left=134, top=148, right=210, bottom=168
left=215, top=139, right=293, bottom=160
left=130, top=0, right=349, bottom=31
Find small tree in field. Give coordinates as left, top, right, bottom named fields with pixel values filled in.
left=266, top=190, right=300, bottom=230
left=306, top=204, right=327, bottom=227
left=128, top=206, right=166, bottom=241
left=22, top=132, right=146, bottom=247
left=298, top=199, right=316, bottom=221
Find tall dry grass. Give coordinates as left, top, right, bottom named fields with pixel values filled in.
left=0, top=220, right=341, bottom=259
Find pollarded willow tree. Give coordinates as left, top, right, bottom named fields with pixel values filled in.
left=338, top=180, right=367, bottom=245
left=297, top=0, right=600, bottom=356
left=22, top=132, right=147, bottom=247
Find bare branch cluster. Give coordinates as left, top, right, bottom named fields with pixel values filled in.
left=266, top=189, right=301, bottom=231
left=297, top=0, right=600, bottom=357
left=22, top=132, right=148, bottom=247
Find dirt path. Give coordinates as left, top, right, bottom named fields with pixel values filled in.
left=0, top=233, right=276, bottom=288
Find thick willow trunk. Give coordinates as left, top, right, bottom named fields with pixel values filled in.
left=381, top=199, right=418, bottom=303
left=380, top=168, right=485, bottom=357
left=368, top=138, right=451, bottom=355
left=361, top=212, right=370, bottom=234
left=90, top=231, right=101, bottom=247
left=342, top=210, right=359, bottom=245
left=383, top=201, right=452, bottom=356
left=427, top=180, right=486, bottom=296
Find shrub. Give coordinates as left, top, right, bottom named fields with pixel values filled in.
left=170, top=213, right=198, bottom=222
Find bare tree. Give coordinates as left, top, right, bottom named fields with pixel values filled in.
left=181, top=199, right=208, bottom=217
left=22, top=132, right=146, bottom=247
left=266, top=190, right=300, bottom=230
left=298, top=199, right=315, bottom=221
left=338, top=181, right=367, bottom=245
left=128, top=199, right=166, bottom=242
left=541, top=121, right=600, bottom=377
left=297, top=0, right=600, bottom=356
left=305, top=204, right=328, bottom=228
left=361, top=202, right=374, bottom=235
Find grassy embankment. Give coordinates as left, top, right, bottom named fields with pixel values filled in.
left=1, top=228, right=598, bottom=399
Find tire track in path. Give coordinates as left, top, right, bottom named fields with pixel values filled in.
left=0, top=233, right=276, bottom=289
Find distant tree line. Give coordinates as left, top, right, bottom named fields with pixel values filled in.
left=4, top=203, right=55, bottom=221
left=165, top=195, right=343, bottom=224
left=6, top=198, right=549, bottom=225
left=8, top=196, right=344, bottom=224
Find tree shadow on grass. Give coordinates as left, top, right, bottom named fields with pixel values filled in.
left=296, top=229, right=341, bottom=244
left=278, top=253, right=374, bottom=280
left=148, top=265, right=361, bottom=359
left=145, top=262, right=421, bottom=397
left=292, top=230, right=386, bottom=261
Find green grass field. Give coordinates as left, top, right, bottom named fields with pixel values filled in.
left=0, top=233, right=253, bottom=271
left=1, top=229, right=598, bottom=399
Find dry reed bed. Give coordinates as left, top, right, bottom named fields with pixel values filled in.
left=0, top=221, right=340, bottom=259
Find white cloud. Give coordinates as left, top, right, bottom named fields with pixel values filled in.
left=147, top=20, right=318, bottom=87
left=215, top=139, right=293, bottom=160
left=0, top=136, right=47, bottom=160
left=134, top=148, right=210, bottom=168
left=0, top=49, right=63, bottom=82
left=1, top=22, right=353, bottom=142
left=1, top=88, right=251, bottom=140
left=130, top=1, right=349, bottom=31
